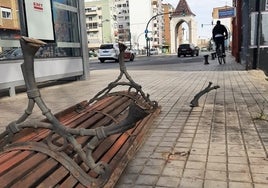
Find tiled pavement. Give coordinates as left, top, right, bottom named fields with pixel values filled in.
left=1, top=54, right=268, bottom=188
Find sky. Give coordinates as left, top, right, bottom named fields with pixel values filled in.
left=163, top=0, right=233, bottom=39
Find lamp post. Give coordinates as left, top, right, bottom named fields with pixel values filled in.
left=101, top=19, right=109, bottom=43
left=145, top=12, right=173, bottom=56
left=137, top=31, right=149, bottom=55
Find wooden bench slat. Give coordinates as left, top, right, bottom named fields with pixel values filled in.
left=0, top=150, right=20, bottom=166
left=35, top=165, right=70, bottom=188
left=0, top=150, right=32, bottom=174
left=58, top=96, right=123, bottom=126
left=0, top=152, right=48, bottom=187
left=103, top=108, right=160, bottom=188
left=11, top=158, right=59, bottom=187
left=57, top=175, right=79, bottom=188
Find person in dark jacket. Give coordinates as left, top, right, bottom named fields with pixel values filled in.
left=212, top=20, right=228, bottom=56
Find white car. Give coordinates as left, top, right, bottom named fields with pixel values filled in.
left=98, top=43, right=135, bottom=63
left=98, top=43, right=119, bottom=63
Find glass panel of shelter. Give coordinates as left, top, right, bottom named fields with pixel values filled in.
left=0, top=0, right=81, bottom=61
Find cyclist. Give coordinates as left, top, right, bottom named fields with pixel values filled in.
left=212, top=20, right=228, bottom=57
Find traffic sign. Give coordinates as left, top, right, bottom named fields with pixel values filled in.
left=218, top=7, right=236, bottom=18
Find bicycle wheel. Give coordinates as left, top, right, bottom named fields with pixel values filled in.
left=222, top=56, right=226, bottom=64
left=218, top=56, right=222, bottom=64
left=216, top=48, right=222, bottom=64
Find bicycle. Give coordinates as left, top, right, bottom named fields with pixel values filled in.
left=216, top=44, right=226, bottom=65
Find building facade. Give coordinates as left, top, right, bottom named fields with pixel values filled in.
left=151, top=0, right=163, bottom=50
left=85, top=0, right=118, bottom=50
left=85, top=0, right=173, bottom=53
left=0, top=0, right=20, bottom=52
left=115, top=0, right=130, bottom=44
left=162, top=3, right=174, bottom=53
left=169, top=0, right=198, bottom=53
left=232, top=0, right=268, bottom=74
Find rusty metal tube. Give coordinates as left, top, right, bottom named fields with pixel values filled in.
left=101, top=103, right=149, bottom=137
left=16, top=99, right=35, bottom=124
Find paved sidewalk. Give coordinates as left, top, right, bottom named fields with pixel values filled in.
left=1, top=54, right=268, bottom=188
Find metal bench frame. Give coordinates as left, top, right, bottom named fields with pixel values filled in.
left=0, top=37, right=159, bottom=187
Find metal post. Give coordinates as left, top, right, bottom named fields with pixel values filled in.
left=256, top=0, right=262, bottom=69
left=17, top=0, right=27, bottom=36
left=78, top=0, right=89, bottom=80
left=136, top=32, right=145, bottom=54
left=101, top=21, right=104, bottom=44
left=253, top=0, right=261, bottom=69
left=129, top=32, right=132, bottom=49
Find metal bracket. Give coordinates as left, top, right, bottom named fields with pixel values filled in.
left=190, top=82, right=220, bottom=107
left=85, top=42, right=158, bottom=111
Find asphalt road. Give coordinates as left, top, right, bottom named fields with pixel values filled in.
left=88, top=52, right=209, bottom=71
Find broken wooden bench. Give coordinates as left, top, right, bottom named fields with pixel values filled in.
left=0, top=37, right=160, bottom=187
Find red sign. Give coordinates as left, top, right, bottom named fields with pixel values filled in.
left=33, top=2, right=43, bottom=11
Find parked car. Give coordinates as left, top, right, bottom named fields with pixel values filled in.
left=124, top=48, right=135, bottom=62
left=201, top=47, right=208, bottom=52
left=0, top=48, right=23, bottom=60
left=177, top=44, right=199, bottom=57
left=98, top=43, right=135, bottom=63
left=98, top=43, right=119, bottom=63
left=89, top=50, right=97, bottom=58
left=149, top=48, right=158, bottom=55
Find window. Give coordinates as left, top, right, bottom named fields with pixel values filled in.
left=261, top=12, right=268, bottom=46
left=85, top=7, right=97, bottom=12
left=1, top=7, right=12, bottom=19
left=250, top=12, right=268, bottom=47
left=266, top=0, right=268, bottom=10
left=86, top=22, right=98, bottom=29
left=86, top=17, right=93, bottom=21
left=52, top=0, right=81, bottom=57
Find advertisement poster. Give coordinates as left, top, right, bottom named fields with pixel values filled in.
left=24, top=0, right=54, bottom=40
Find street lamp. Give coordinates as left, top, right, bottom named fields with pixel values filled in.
left=101, top=19, right=109, bottom=43
left=145, top=12, right=173, bottom=56
left=136, top=31, right=150, bottom=55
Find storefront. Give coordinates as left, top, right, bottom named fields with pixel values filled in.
left=0, top=0, right=88, bottom=96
